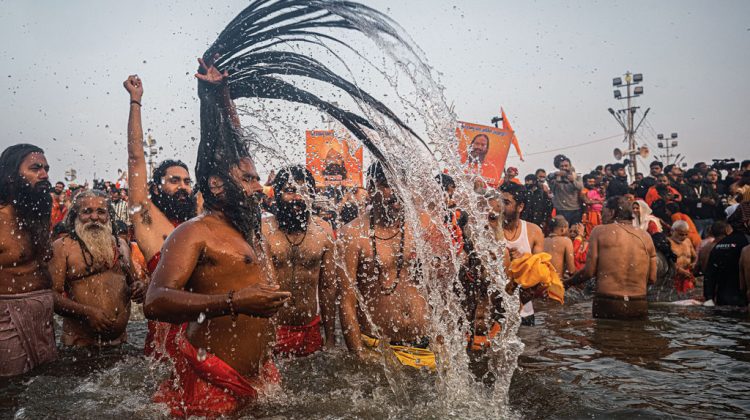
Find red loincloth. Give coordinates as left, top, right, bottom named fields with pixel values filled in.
left=154, top=335, right=280, bottom=418
left=674, top=270, right=696, bottom=294
left=274, top=315, right=323, bottom=357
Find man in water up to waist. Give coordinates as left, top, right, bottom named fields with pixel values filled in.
left=50, top=190, right=145, bottom=347
left=123, top=75, right=198, bottom=358
left=338, top=162, right=434, bottom=369
left=566, top=196, right=657, bottom=319
left=263, top=166, right=337, bottom=357
left=143, top=56, right=291, bottom=418
left=501, top=182, right=545, bottom=326
left=0, top=144, right=57, bottom=377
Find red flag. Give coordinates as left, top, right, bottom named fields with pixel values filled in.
left=502, top=107, right=524, bottom=161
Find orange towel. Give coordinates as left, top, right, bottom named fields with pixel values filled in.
left=507, top=253, right=565, bottom=304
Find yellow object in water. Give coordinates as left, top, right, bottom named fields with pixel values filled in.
left=361, top=334, right=436, bottom=370
left=508, top=252, right=565, bottom=304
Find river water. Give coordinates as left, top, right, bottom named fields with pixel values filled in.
left=2, top=301, right=748, bottom=419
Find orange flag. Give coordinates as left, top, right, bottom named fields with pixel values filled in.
left=502, top=107, right=524, bottom=161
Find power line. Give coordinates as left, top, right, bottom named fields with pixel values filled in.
left=507, top=133, right=622, bottom=158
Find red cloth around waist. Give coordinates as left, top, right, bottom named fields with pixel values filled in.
left=146, top=252, right=161, bottom=275
left=154, top=335, right=280, bottom=418
left=144, top=320, right=185, bottom=360
left=274, top=315, right=322, bottom=357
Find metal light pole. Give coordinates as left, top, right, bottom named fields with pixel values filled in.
left=657, top=132, right=679, bottom=165
left=144, top=134, right=161, bottom=180
left=609, top=72, right=648, bottom=180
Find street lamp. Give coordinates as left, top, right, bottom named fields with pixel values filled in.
left=610, top=71, right=645, bottom=177
left=656, top=132, right=679, bottom=165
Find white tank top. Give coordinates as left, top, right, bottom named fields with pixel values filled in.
left=506, top=220, right=532, bottom=255
left=505, top=220, right=535, bottom=318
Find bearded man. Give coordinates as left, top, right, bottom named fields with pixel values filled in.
left=124, top=75, right=198, bottom=358
left=262, top=166, right=336, bottom=357
left=338, top=162, right=435, bottom=369
left=0, top=144, right=57, bottom=377
left=49, top=190, right=145, bottom=347
left=143, top=56, right=291, bottom=418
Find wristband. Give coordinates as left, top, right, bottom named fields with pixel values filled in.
left=130, top=99, right=142, bottom=107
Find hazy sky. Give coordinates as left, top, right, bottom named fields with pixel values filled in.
left=1, top=0, right=749, bottom=183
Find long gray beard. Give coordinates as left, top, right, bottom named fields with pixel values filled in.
left=74, top=219, right=115, bottom=269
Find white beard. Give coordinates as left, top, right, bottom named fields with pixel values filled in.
left=74, top=219, right=116, bottom=270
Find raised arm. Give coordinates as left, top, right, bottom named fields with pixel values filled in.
left=123, top=76, right=147, bottom=205
left=196, top=55, right=241, bottom=130
left=144, top=222, right=289, bottom=324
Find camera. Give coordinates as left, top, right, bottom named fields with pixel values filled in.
left=711, top=158, right=739, bottom=172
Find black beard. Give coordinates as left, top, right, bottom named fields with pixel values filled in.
left=15, top=181, right=52, bottom=258
left=213, top=178, right=262, bottom=245
left=373, top=195, right=403, bottom=226
left=152, top=189, right=197, bottom=223
left=277, top=199, right=309, bottom=233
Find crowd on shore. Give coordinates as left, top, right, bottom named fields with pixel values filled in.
left=2, top=68, right=749, bottom=418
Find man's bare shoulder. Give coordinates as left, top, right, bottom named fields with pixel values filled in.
left=337, top=213, right=367, bottom=242
left=169, top=215, right=215, bottom=240
left=310, top=216, right=335, bottom=241
left=261, top=214, right=278, bottom=235
left=525, top=221, right=544, bottom=237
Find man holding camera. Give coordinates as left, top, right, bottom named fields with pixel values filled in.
left=548, top=154, right=584, bottom=225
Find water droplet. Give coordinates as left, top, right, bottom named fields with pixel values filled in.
left=197, top=312, right=206, bottom=323
left=197, top=347, right=207, bottom=362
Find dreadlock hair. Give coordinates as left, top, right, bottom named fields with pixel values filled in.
left=200, top=0, right=432, bottom=167
left=0, top=144, right=52, bottom=260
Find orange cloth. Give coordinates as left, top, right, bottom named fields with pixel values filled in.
left=502, top=107, right=523, bottom=161
left=467, top=321, right=502, bottom=351
left=50, top=201, right=67, bottom=229
left=671, top=213, right=701, bottom=249
left=274, top=315, right=323, bottom=357
left=582, top=210, right=602, bottom=238
left=645, top=186, right=682, bottom=206
left=507, top=253, right=565, bottom=304
left=572, top=236, right=588, bottom=271
left=144, top=251, right=186, bottom=360
left=154, top=335, right=279, bottom=418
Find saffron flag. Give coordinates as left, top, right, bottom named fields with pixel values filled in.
left=305, top=130, right=363, bottom=188
left=456, top=121, right=512, bottom=187
left=501, top=107, right=523, bottom=161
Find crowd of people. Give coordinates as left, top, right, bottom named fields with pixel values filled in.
left=1, top=63, right=749, bottom=418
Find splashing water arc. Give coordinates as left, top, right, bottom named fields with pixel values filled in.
left=198, top=0, right=524, bottom=412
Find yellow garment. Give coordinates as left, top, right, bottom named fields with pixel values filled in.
left=508, top=252, right=565, bottom=304
left=361, top=334, right=436, bottom=370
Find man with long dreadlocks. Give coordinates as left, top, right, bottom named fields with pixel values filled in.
left=0, top=144, right=57, bottom=377
left=49, top=190, right=145, bottom=347
left=143, top=57, right=291, bottom=418
left=338, top=162, right=435, bottom=369
left=123, top=75, right=198, bottom=358
left=262, top=165, right=337, bottom=357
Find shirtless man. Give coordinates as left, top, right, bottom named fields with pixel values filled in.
left=338, top=162, right=434, bottom=368
left=0, top=144, right=57, bottom=377
left=669, top=220, right=697, bottom=295
left=543, top=216, right=576, bottom=278
left=49, top=190, right=145, bottom=347
left=500, top=182, right=545, bottom=326
left=262, top=166, right=336, bottom=357
left=143, top=57, right=291, bottom=418
left=565, top=196, right=657, bottom=319
left=124, top=75, right=198, bottom=357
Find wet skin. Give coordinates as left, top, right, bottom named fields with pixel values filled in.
left=338, top=182, right=431, bottom=352
left=124, top=75, right=193, bottom=263
left=0, top=153, right=51, bottom=295
left=543, top=233, right=576, bottom=278
left=49, top=197, right=136, bottom=346
left=144, top=157, right=291, bottom=376
left=263, top=208, right=336, bottom=345
left=579, top=218, right=656, bottom=297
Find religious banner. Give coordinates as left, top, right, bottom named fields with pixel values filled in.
left=305, top=130, right=364, bottom=188
left=456, top=121, right=512, bottom=186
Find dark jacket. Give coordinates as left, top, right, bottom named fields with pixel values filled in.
left=606, top=175, right=630, bottom=198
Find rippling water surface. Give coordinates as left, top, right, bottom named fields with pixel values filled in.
left=2, top=302, right=748, bottom=419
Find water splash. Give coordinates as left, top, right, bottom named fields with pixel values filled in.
left=198, top=0, right=524, bottom=414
